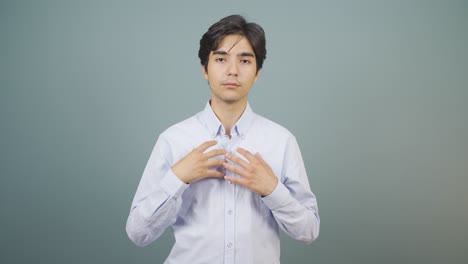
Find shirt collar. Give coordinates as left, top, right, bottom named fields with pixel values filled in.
left=200, top=100, right=255, bottom=139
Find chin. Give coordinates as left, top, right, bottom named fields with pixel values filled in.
left=212, top=91, right=247, bottom=104
left=220, top=98, right=240, bottom=104
left=214, top=94, right=240, bottom=103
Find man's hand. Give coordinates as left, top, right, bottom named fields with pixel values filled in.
left=223, top=148, right=278, bottom=197
left=171, top=140, right=226, bottom=184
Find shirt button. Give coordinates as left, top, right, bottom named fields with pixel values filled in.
left=227, top=209, right=233, bottom=215
left=227, top=242, right=233, bottom=248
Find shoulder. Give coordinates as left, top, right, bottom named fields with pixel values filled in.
left=253, top=113, right=294, bottom=138
left=159, top=111, right=207, bottom=141
left=249, top=112, right=296, bottom=146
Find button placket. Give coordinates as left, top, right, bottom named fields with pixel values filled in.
left=223, top=134, right=236, bottom=263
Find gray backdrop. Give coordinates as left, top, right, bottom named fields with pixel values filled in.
left=1, top=0, right=467, bottom=263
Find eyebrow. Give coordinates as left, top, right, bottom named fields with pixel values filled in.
left=213, top=50, right=255, bottom=57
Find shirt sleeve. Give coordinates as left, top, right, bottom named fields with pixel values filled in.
left=125, top=135, right=189, bottom=247
left=261, top=135, right=320, bottom=244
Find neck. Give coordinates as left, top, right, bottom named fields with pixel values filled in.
left=210, top=97, right=247, bottom=136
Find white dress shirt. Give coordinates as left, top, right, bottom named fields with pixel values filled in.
left=126, top=102, right=320, bottom=264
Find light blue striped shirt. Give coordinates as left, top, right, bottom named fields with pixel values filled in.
left=126, top=102, right=320, bottom=264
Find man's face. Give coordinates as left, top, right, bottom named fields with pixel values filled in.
left=203, top=34, right=260, bottom=105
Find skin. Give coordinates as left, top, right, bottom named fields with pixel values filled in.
left=171, top=34, right=278, bottom=197
left=171, top=140, right=226, bottom=184
left=203, top=34, right=259, bottom=129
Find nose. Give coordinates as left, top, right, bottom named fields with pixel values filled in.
left=227, top=61, right=238, bottom=76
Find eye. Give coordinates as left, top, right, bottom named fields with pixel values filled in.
left=215, top=57, right=226, bottom=63
left=240, top=59, right=251, bottom=64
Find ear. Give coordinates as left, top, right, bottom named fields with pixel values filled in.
left=202, top=65, right=208, bottom=80
left=254, top=68, right=261, bottom=82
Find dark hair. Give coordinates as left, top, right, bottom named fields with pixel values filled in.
left=199, top=15, right=266, bottom=73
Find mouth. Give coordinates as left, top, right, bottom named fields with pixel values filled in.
left=223, top=82, right=240, bottom=88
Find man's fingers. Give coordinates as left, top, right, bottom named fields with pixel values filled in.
left=223, top=161, right=245, bottom=176
left=255, top=152, right=267, bottom=165
left=236, top=147, right=256, bottom=162
left=204, top=148, right=226, bottom=159
left=206, top=169, right=225, bottom=178
left=206, top=158, right=225, bottom=167
left=197, top=140, right=218, bottom=152
left=225, top=153, right=250, bottom=169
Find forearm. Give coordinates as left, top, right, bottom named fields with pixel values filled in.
left=262, top=183, right=320, bottom=244
left=126, top=171, right=188, bottom=247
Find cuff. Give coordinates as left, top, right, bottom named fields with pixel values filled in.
left=161, top=169, right=189, bottom=198
left=261, top=182, right=291, bottom=210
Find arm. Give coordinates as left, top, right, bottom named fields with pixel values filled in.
left=126, top=138, right=226, bottom=247
left=224, top=136, right=320, bottom=244
left=264, top=135, right=320, bottom=243
left=125, top=136, right=188, bottom=247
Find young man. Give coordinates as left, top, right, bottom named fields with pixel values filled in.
left=126, top=15, right=320, bottom=263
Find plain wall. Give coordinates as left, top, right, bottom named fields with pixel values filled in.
left=1, top=0, right=467, bottom=263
